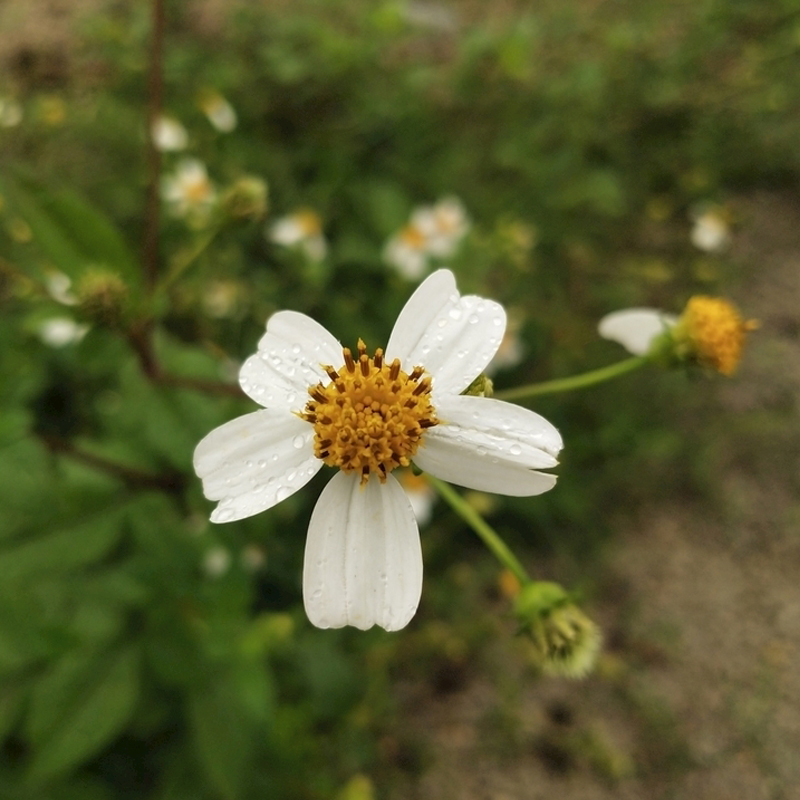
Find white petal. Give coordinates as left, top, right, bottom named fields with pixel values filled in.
left=598, top=308, right=677, bottom=356
left=385, top=269, right=507, bottom=397
left=414, top=395, right=562, bottom=496
left=238, top=310, right=342, bottom=411
left=194, top=409, right=320, bottom=523
left=303, top=472, right=422, bottom=632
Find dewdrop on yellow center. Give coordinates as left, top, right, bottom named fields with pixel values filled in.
left=301, top=339, right=438, bottom=483
left=678, top=296, right=758, bottom=376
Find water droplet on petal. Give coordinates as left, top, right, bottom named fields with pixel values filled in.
left=509, top=443, right=522, bottom=455
left=293, top=434, right=306, bottom=449
left=468, top=314, right=480, bottom=324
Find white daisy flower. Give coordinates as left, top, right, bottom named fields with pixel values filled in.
left=267, top=209, right=327, bottom=262
left=598, top=308, right=677, bottom=356
left=38, top=317, right=89, bottom=348
left=200, top=92, right=237, bottom=133
left=194, top=269, right=562, bottom=631
left=383, top=223, right=430, bottom=279
left=411, top=196, right=470, bottom=258
left=161, top=159, right=217, bottom=222
left=0, top=97, right=23, bottom=128
left=486, top=311, right=525, bottom=375
left=689, top=206, right=731, bottom=253
left=151, top=115, right=188, bottom=151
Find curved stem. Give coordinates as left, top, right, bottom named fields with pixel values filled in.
left=427, top=475, right=531, bottom=585
left=495, top=356, right=647, bottom=402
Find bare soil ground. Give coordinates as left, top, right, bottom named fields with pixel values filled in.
left=389, top=193, right=800, bottom=800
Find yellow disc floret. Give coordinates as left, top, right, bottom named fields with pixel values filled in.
left=675, top=296, right=758, bottom=376
left=301, top=339, right=437, bottom=483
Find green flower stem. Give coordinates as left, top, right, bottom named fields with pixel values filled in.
left=156, top=227, right=220, bottom=296
left=427, top=475, right=531, bottom=585
left=494, top=356, right=648, bottom=402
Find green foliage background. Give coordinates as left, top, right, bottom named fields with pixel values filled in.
left=0, top=0, right=797, bottom=797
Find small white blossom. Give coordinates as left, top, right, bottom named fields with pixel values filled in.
left=194, top=269, right=562, bottom=631
left=267, top=209, right=327, bottom=261
left=161, top=159, right=217, bottom=224
left=203, top=546, right=231, bottom=578
left=397, top=471, right=437, bottom=527
left=383, top=223, right=429, bottom=279
left=200, top=92, right=237, bottom=133
left=38, top=317, right=89, bottom=348
left=598, top=308, right=677, bottom=356
left=384, top=197, right=470, bottom=279
left=486, top=311, right=525, bottom=375
left=0, top=97, right=23, bottom=128
left=689, top=206, right=731, bottom=253
left=45, top=271, right=78, bottom=306
left=151, top=115, right=188, bottom=151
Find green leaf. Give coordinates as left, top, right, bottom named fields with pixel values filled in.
left=188, top=678, right=256, bottom=800
left=0, top=172, right=140, bottom=286
left=0, top=505, right=126, bottom=584
left=26, top=646, right=140, bottom=783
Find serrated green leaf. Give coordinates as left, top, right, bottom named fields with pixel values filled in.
left=26, top=646, right=140, bottom=783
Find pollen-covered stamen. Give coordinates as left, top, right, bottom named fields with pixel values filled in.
left=301, top=343, right=438, bottom=483
left=676, top=296, right=758, bottom=376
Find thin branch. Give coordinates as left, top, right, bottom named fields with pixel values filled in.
left=43, top=436, right=185, bottom=495
left=143, top=0, right=167, bottom=289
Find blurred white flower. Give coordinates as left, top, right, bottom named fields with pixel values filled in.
left=240, top=544, right=266, bottom=573
left=598, top=308, right=677, bottom=356
left=38, top=317, right=89, bottom=347
left=401, top=1, right=459, bottom=32
left=486, top=311, right=525, bottom=375
left=267, top=209, right=327, bottom=261
left=45, top=271, right=78, bottom=306
left=151, top=115, right=188, bottom=151
left=411, top=196, right=470, bottom=258
left=200, top=92, right=237, bottom=133
left=203, top=280, right=241, bottom=319
left=203, top=546, right=231, bottom=578
left=396, top=471, right=437, bottom=527
left=161, top=159, right=217, bottom=223
left=689, top=205, right=731, bottom=253
left=383, top=223, right=429, bottom=279
left=0, top=97, right=23, bottom=128
left=384, top=196, right=470, bottom=279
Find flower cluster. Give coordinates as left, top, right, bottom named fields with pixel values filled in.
left=194, top=270, right=562, bottom=631
left=384, top=197, right=470, bottom=279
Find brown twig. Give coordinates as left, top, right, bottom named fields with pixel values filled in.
left=43, top=436, right=185, bottom=495
left=143, top=0, right=166, bottom=289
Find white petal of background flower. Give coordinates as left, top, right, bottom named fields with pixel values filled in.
left=598, top=308, right=677, bottom=356
left=385, top=269, right=506, bottom=397
left=303, top=471, right=422, bottom=631
left=414, top=395, right=562, bottom=496
left=239, top=310, right=342, bottom=411
left=194, top=409, right=319, bottom=523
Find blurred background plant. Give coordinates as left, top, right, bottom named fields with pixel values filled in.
left=0, top=0, right=798, bottom=798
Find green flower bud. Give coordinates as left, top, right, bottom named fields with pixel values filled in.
left=221, top=176, right=269, bottom=221
left=463, top=373, right=494, bottom=397
left=76, top=268, right=130, bottom=328
left=514, top=582, right=602, bottom=679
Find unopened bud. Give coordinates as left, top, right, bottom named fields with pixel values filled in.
left=514, top=581, right=602, bottom=679
left=463, top=373, right=493, bottom=397
left=221, top=176, right=269, bottom=221
left=76, top=268, right=129, bottom=328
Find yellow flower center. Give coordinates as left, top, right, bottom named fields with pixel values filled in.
left=185, top=179, right=212, bottom=203
left=399, top=224, right=427, bottom=250
left=679, top=296, right=758, bottom=375
left=295, top=210, right=322, bottom=236
left=301, top=339, right=438, bottom=483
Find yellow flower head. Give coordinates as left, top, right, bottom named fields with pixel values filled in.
left=676, top=296, right=758, bottom=376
